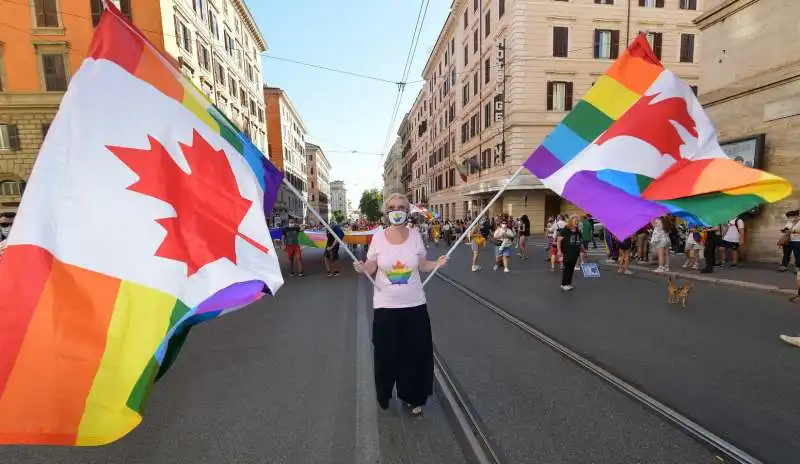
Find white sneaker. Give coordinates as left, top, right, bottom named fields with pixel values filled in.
left=560, top=285, right=574, bottom=291
left=471, top=265, right=482, bottom=272
left=504, top=267, right=510, bottom=273
left=780, top=335, right=800, bottom=348
left=654, top=267, right=665, bottom=273
left=493, top=264, right=499, bottom=271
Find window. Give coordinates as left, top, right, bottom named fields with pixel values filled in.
left=224, top=31, right=235, bottom=55
left=175, top=18, right=192, bottom=52
left=690, top=85, right=698, bottom=96
left=484, top=58, right=490, bottom=83
left=499, top=0, right=505, bottom=17
left=41, top=54, right=67, bottom=91
left=229, top=78, right=237, bottom=97
left=240, top=88, right=247, bottom=107
left=680, top=0, right=697, bottom=9
left=462, top=83, right=469, bottom=106
left=461, top=123, right=468, bottom=143
left=484, top=103, right=491, bottom=129
left=0, top=180, right=24, bottom=196
left=34, top=0, right=59, bottom=27
left=208, top=9, right=219, bottom=40
left=0, top=125, right=19, bottom=150
left=473, top=29, right=479, bottom=53
left=193, top=0, right=206, bottom=20
left=451, top=38, right=455, bottom=55
left=214, top=62, right=225, bottom=85
left=639, top=0, right=663, bottom=7
left=594, top=29, right=619, bottom=59
left=449, top=102, right=455, bottom=122
left=463, top=10, right=468, bottom=29
left=546, top=81, right=573, bottom=112
left=464, top=45, right=469, bottom=65
left=91, top=0, right=131, bottom=26
left=474, top=0, right=478, bottom=10
left=470, top=113, right=478, bottom=137
left=485, top=11, right=491, bottom=37
left=594, top=0, right=614, bottom=4
left=197, top=41, right=210, bottom=70
left=680, top=34, right=695, bottom=63
left=644, top=31, right=663, bottom=60
left=473, top=72, right=478, bottom=95
left=553, top=27, right=569, bottom=57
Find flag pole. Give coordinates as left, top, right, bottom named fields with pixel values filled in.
left=280, top=177, right=379, bottom=288
left=422, top=164, right=525, bottom=287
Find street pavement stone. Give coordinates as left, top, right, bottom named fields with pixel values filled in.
left=426, top=279, right=716, bottom=464
left=437, top=244, right=800, bottom=464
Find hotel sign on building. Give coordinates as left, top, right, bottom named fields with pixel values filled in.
left=494, top=40, right=505, bottom=164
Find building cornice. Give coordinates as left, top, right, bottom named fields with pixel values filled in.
left=265, top=86, right=307, bottom=132
left=231, top=0, right=267, bottom=51
left=422, top=13, right=455, bottom=78
left=0, top=92, right=64, bottom=109
left=693, top=0, right=760, bottom=30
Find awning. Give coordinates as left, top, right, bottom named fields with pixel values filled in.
left=460, top=173, right=548, bottom=196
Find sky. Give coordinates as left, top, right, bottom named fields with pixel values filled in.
left=245, top=0, right=450, bottom=208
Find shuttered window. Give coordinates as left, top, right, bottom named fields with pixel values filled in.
left=42, top=54, right=67, bottom=91
left=680, top=34, right=695, bottom=63
left=546, top=81, right=573, bottom=112
left=594, top=29, right=620, bottom=59
left=34, top=0, right=58, bottom=27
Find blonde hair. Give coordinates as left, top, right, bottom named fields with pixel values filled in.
left=383, top=192, right=410, bottom=212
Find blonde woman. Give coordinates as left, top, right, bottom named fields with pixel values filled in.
left=353, top=193, right=448, bottom=415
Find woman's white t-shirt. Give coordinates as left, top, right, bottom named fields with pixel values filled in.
left=367, top=228, right=427, bottom=309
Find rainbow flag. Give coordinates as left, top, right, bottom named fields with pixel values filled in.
left=524, top=34, right=792, bottom=239
left=0, top=5, right=283, bottom=446
left=299, top=231, right=328, bottom=248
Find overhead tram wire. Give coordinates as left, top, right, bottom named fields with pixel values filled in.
left=376, top=0, right=431, bottom=180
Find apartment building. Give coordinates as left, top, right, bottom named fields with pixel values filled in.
left=0, top=0, right=266, bottom=213
left=305, top=142, right=331, bottom=222
left=695, top=0, right=800, bottom=262
left=0, top=0, right=164, bottom=213
left=330, top=180, right=348, bottom=217
left=383, top=138, right=403, bottom=200
left=165, top=0, right=267, bottom=152
left=265, top=86, right=308, bottom=223
left=398, top=0, right=702, bottom=230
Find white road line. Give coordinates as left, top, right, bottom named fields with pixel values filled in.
left=355, top=277, right=381, bottom=464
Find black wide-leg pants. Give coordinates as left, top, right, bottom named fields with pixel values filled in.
left=372, top=305, right=434, bottom=409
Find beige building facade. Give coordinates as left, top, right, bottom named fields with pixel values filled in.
left=695, top=0, right=800, bottom=262
left=305, top=142, right=331, bottom=222
left=396, top=0, right=702, bottom=232
left=383, top=137, right=403, bottom=200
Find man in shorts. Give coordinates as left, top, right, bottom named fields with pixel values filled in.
left=282, top=219, right=304, bottom=277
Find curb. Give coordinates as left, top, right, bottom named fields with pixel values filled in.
left=528, top=242, right=797, bottom=295
left=598, top=261, right=797, bottom=295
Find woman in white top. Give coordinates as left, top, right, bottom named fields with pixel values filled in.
left=650, top=216, right=671, bottom=272
left=353, top=193, right=448, bottom=416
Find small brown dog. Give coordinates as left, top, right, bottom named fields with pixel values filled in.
left=667, top=275, right=693, bottom=308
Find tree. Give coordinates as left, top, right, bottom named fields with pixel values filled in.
left=359, top=189, right=383, bottom=222
left=332, top=210, right=346, bottom=224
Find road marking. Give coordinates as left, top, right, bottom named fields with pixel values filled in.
left=355, top=276, right=381, bottom=464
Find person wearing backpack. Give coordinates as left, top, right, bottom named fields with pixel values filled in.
left=720, top=215, right=745, bottom=267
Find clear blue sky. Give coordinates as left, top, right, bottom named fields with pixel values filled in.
left=245, top=0, right=450, bottom=207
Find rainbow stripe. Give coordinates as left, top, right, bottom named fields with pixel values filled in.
left=88, top=6, right=282, bottom=212
left=524, top=34, right=792, bottom=239
left=0, top=5, right=277, bottom=446
left=385, top=261, right=413, bottom=285
left=298, top=231, right=327, bottom=248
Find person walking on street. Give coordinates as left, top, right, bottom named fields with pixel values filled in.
left=324, top=223, right=344, bottom=277
left=700, top=225, right=720, bottom=273
left=778, top=210, right=800, bottom=272
left=517, top=215, right=530, bottom=260
left=353, top=193, right=448, bottom=416
left=493, top=219, right=516, bottom=273
left=558, top=215, right=585, bottom=291
left=281, top=219, right=304, bottom=277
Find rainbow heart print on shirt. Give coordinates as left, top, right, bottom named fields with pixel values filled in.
left=385, top=260, right=413, bottom=285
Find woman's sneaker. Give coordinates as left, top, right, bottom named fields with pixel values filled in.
left=471, top=265, right=482, bottom=272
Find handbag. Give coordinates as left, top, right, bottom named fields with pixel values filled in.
left=778, top=232, right=791, bottom=247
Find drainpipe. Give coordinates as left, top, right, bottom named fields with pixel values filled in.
left=626, top=0, right=632, bottom=46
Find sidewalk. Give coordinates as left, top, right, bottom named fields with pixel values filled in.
left=524, top=234, right=798, bottom=295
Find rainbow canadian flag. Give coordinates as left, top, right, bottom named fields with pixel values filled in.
left=0, top=4, right=283, bottom=446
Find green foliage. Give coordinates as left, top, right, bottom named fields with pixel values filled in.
left=332, top=210, right=346, bottom=224
left=359, top=189, right=383, bottom=222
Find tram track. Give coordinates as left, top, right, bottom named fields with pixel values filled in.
left=432, top=271, right=763, bottom=464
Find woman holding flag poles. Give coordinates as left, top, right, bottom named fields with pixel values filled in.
left=353, top=193, right=447, bottom=415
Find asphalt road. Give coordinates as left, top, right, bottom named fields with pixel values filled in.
left=0, top=250, right=465, bottom=464
left=436, top=242, right=800, bottom=464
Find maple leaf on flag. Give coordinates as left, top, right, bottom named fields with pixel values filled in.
left=595, top=93, right=698, bottom=162
left=109, top=130, right=266, bottom=275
